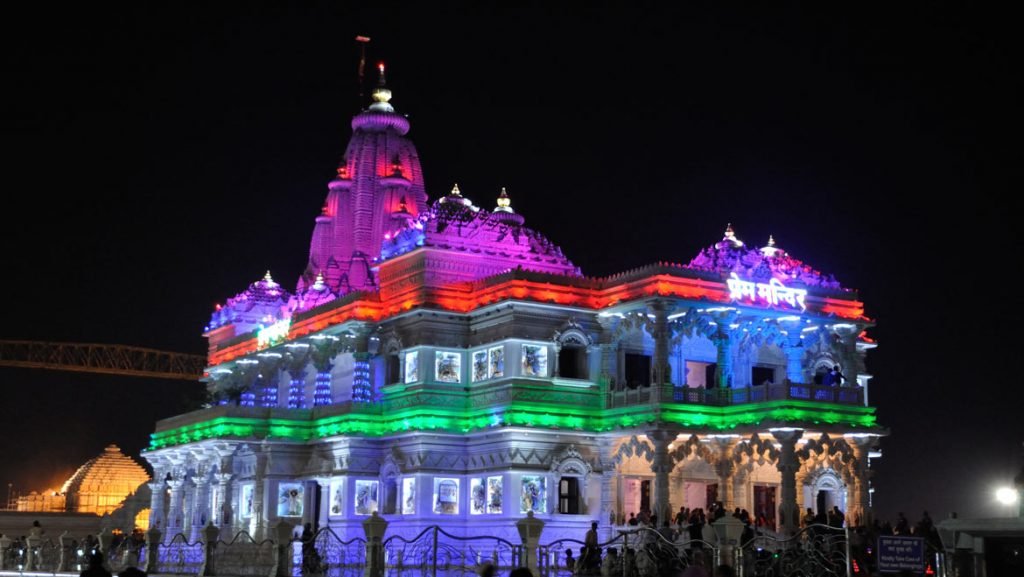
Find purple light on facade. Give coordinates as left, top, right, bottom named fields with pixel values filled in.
left=258, top=376, right=277, bottom=408
left=287, top=377, right=305, bottom=409
left=313, top=371, right=332, bottom=406
left=352, top=360, right=371, bottom=404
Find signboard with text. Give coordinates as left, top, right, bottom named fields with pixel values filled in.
left=877, top=535, right=925, bottom=573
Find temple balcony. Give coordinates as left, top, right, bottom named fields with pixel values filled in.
left=606, top=381, right=867, bottom=408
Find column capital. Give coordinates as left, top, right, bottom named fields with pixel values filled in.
left=771, top=429, right=804, bottom=445
left=167, top=479, right=186, bottom=491
left=214, top=473, right=233, bottom=485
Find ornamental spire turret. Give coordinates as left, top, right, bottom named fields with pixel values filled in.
left=490, top=187, right=525, bottom=226
left=369, top=62, right=393, bottom=113
left=440, top=183, right=474, bottom=208
left=495, top=187, right=513, bottom=212
left=717, top=223, right=745, bottom=249
left=760, top=235, right=785, bottom=258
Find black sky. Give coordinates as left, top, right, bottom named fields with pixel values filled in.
left=2, top=2, right=1021, bottom=522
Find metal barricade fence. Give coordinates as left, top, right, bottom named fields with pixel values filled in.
left=288, top=527, right=366, bottom=577
left=210, top=530, right=277, bottom=577
left=382, top=525, right=520, bottom=577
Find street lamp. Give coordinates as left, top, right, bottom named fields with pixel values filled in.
left=995, top=487, right=1019, bottom=507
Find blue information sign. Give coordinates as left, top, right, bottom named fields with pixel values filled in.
left=877, top=535, right=925, bottom=573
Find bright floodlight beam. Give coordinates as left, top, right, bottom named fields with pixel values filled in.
left=995, top=487, right=1019, bottom=505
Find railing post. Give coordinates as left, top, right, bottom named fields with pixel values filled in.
left=270, top=519, right=295, bottom=577
left=145, top=526, right=162, bottom=574
left=59, top=531, right=74, bottom=572
left=362, top=511, right=388, bottom=577
left=200, top=521, right=219, bottom=576
left=0, top=534, right=10, bottom=570
left=516, top=511, right=545, bottom=576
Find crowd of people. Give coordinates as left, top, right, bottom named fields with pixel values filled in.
left=552, top=507, right=944, bottom=577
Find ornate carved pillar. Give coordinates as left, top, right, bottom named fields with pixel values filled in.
left=780, top=321, right=805, bottom=384
left=713, top=439, right=738, bottom=511
left=773, top=429, right=804, bottom=534
left=147, top=480, right=167, bottom=531
left=648, top=430, right=674, bottom=523
left=166, top=479, right=185, bottom=538
left=191, top=477, right=211, bottom=542
left=214, top=473, right=234, bottom=529
left=848, top=436, right=875, bottom=527
left=285, top=344, right=311, bottom=409
left=834, top=325, right=859, bottom=386
left=251, top=454, right=268, bottom=539
left=310, top=337, right=341, bottom=406
left=182, top=480, right=196, bottom=538
left=351, top=329, right=374, bottom=403
left=257, top=355, right=283, bottom=407
left=315, top=478, right=331, bottom=530
left=597, top=316, right=619, bottom=394
left=552, top=340, right=562, bottom=377
left=712, top=331, right=735, bottom=389
left=650, top=300, right=673, bottom=386
left=597, top=438, right=617, bottom=538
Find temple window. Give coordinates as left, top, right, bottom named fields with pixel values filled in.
left=558, top=344, right=588, bottom=379
left=386, top=354, right=401, bottom=385
left=557, top=477, right=581, bottom=514
left=751, top=365, right=776, bottom=387
left=624, top=353, right=651, bottom=388
left=684, top=360, right=712, bottom=388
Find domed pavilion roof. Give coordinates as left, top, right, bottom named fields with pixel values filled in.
left=686, top=224, right=844, bottom=290
left=60, top=445, right=150, bottom=503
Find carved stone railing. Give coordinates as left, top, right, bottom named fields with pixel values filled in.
left=608, top=382, right=866, bottom=408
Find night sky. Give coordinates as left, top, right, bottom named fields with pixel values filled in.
left=2, top=2, right=1021, bottom=523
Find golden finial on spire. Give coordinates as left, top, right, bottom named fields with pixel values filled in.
left=724, top=223, right=735, bottom=239
left=496, top=187, right=511, bottom=210
left=767, top=235, right=776, bottom=247
left=370, top=61, right=393, bottom=110
left=451, top=183, right=462, bottom=196
left=313, top=271, right=325, bottom=288
left=263, top=271, right=275, bottom=284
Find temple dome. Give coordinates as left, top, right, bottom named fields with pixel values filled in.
left=60, top=444, right=151, bottom=515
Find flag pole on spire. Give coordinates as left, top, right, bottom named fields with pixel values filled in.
left=356, top=35, right=371, bottom=102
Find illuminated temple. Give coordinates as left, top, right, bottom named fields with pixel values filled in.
left=143, top=67, right=885, bottom=543
left=17, top=445, right=150, bottom=517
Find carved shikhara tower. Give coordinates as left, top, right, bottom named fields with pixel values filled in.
left=144, top=70, right=885, bottom=543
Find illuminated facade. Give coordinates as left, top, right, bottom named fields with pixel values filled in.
left=143, top=69, right=884, bottom=543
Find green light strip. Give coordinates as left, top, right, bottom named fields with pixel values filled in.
left=148, top=399, right=878, bottom=450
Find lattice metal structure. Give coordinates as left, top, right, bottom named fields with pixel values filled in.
left=0, top=340, right=206, bottom=381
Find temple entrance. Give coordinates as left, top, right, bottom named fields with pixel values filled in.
left=681, top=481, right=719, bottom=510
left=753, top=485, right=777, bottom=530
left=623, top=478, right=653, bottom=519
left=806, top=469, right=847, bottom=517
